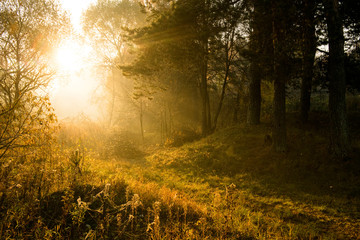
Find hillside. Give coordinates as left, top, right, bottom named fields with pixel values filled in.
left=2, top=114, right=360, bottom=239
left=80, top=116, right=360, bottom=239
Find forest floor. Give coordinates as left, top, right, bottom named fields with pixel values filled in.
left=84, top=112, right=360, bottom=239
left=3, top=114, right=359, bottom=239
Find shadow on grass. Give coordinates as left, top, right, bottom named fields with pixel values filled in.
left=147, top=113, right=360, bottom=222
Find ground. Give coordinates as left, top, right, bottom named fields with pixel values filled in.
left=82, top=114, right=360, bottom=239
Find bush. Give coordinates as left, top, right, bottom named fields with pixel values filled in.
left=165, top=128, right=200, bottom=147
left=105, top=129, right=144, bottom=159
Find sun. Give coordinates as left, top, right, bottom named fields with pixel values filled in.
left=49, top=37, right=101, bottom=120
left=55, top=39, right=84, bottom=73
left=47, top=0, right=101, bottom=120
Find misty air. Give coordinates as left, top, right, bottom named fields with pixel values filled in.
left=1, top=0, right=360, bottom=239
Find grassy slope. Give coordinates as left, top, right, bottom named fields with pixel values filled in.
left=89, top=115, right=360, bottom=239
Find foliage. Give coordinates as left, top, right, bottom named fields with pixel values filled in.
left=0, top=1, right=69, bottom=225
left=313, top=47, right=360, bottom=93
left=83, top=0, right=146, bottom=66
left=345, top=46, right=360, bottom=92
left=0, top=0, right=67, bottom=157
left=82, top=0, right=147, bottom=128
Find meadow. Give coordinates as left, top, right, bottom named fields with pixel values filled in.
left=1, top=113, right=359, bottom=239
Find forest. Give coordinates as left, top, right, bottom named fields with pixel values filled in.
left=1, top=0, right=360, bottom=239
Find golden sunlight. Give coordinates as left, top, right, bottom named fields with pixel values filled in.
left=48, top=0, right=102, bottom=120
left=55, top=41, right=83, bottom=73
left=50, top=37, right=102, bottom=120
left=50, top=42, right=101, bottom=120
left=61, top=0, right=97, bottom=31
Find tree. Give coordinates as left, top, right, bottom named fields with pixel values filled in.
left=342, top=0, right=360, bottom=46
left=127, top=0, right=248, bottom=136
left=0, top=0, right=68, bottom=159
left=83, top=0, right=146, bottom=66
left=271, top=0, right=296, bottom=152
left=124, top=0, right=209, bottom=134
left=246, top=0, right=273, bottom=125
left=191, top=0, right=212, bottom=135
left=300, top=0, right=317, bottom=123
left=207, top=0, right=247, bottom=130
left=323, top=0, right=350, bottom=158
left=83, top=0, right=146, bottom=127
left=210, top=28, right=240, bottom=131
left=0, top=0, right=68, bottom=208
left=345, top=46, right=360, bottom=93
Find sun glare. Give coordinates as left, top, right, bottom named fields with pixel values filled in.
left=49, top=37, right=101, bottom=120
left=61, top=0, right=97, bottom=31
left=55, top=42, right=83, bottom=73
left=46, top=0, right=102, bottom=120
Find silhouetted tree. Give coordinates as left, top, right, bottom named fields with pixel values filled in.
left=271, top=0, right=296, bottom=152
left=323, top=0, right=350, bottom=158
left=246, top=0, right=273, bottom=125
left=300, top=0, right=317, bottom=123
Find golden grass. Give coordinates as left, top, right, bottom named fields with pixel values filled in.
left=83, top=122, right=360, bottom=239
left=1, top=117, right=359, bottom=239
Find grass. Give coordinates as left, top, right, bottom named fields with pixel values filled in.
left=79, top=114, right=360, bottom=239
left=1, top=113, right=359, bottom=239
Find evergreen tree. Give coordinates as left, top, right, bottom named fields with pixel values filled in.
left=323, top=0, right=350, bottom=158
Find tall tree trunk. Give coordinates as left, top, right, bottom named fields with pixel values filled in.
left=271, top=0, right=288, bottom=152
left=199, top=0, right=211, bottom=136
left=200, top=57, right=211, bottom=136
left=213, top=38, right=232, bottom=131
left=247, top=62, right=261, bottom=125
left=323, top=0, right=350, bottom=158
left=300, top=0, right=316, bottom=123
left=212, top=69, right=228, bottom=131
left=247, top=0, right=262, bottom=125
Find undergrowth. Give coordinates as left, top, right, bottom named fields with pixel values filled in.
left=1, top=114, right=360, bottom=239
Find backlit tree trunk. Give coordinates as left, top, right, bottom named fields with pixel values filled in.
left=200, top=46, right=212, bottom=136
left=271, top=0, right=290, bottom=152
left=300, top=0, right=316, bottom=123
left=323, top=0, right=350, bottom=158
left=247, top=0, right=263, bottom=125
left=200, top=0, right=212, bottom=136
